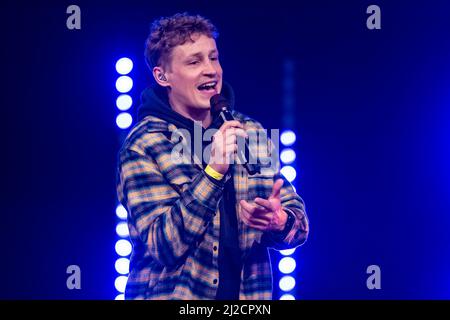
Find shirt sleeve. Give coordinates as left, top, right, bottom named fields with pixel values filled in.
left=117, top=147, right=225, bottom=267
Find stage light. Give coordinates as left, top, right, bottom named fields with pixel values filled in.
left=114, top=57, right=134, bottom=300
left=115, top=275, right=128, bottom=293
left=116, top=222, right=129, bottom=237
left=116, top=76, right=133, bottom=93
left=116, top=94, right=133, bottom=111
left=279, top=257, right=297, bottom=274
left=115, top=258, right=130, bottom=275
left=115, top=239, right=132, bottom=257
left=280, top=248, right=296, bottom=256
left=116, top=57, right=133, bottom=75
left=280, top=148, right=296, bottom=164
left=280, top=294, right=295, bottom=300
left=116, top=204, right=128, bottom=219
left=116, top=112, right=133, bottom=129
left=280, top=130, right=296, bottom=146
left=115, top=294, right=125, bottom=300
left=279, top=275, right=296, bottom=292
left=280, top=165, right=297, bottom=182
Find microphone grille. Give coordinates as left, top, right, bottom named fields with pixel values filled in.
left=210, top=94, right=228, bottom=113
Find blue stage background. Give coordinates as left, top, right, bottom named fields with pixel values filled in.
left=2, top=0, right=450, bottom=299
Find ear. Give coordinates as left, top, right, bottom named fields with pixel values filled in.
left=153, top=67, right=170, bottom=87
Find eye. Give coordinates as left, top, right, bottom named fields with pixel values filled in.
left=188, top=60, right=199, bottom=65
left=210, top=56, right=219, bottom=61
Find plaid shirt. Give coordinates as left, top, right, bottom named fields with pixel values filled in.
left=116, top=110, right=309, bottom=300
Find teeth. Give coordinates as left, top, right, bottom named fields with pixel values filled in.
left=198, top=81, right=217, bottom=90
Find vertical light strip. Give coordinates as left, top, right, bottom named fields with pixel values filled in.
left=115, top=57, right=134, bottom=130
left=114, top=57, right=134, bottom=300
left=278, top=59, right=298, bottom=300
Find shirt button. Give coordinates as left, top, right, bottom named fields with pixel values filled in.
left=213, top=279, right=218, bottom=284
left=213, top=246, right=218, bottom=251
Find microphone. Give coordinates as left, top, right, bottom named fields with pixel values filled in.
left=210, top=94, right=261, bottom=175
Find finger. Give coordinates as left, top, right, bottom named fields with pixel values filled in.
left=224, top=127, right=236, bottom=136
left=224, top=144, right=238, bottom=155
left=240, top=200, right=256, bottom=215
left=220, top=120, right=243, bottom=133
left=224, top=135, right=237, bottom=145
left=224, top=128, right=247, bottom=138
left=251, top=211, right=273, bottom=221
left=246, top=203, right=273, bottom=220
left=240, top=205, right=264, bottom=225
left=242, top=215, right=270, bottom=228
left=270, top=179, right=284, bottom=198
left=234, top=128, right=248, bottom=138
left=223, top=127, right=247, bottom=137
left=246, top=223, right=268, bottom=231
left=248, top=218, right=270, bottom=227
left=254, top=197, right=274, bottom=211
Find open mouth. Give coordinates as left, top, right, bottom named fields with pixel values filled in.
left=197, top=81, right=218, bottom=93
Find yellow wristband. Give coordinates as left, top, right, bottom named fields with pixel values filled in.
left=205, top=165, right=224, bottom=181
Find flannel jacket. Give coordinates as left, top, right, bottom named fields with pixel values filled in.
left=116, top=110, right=309, bottom=300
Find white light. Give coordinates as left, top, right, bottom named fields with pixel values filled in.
left=115, top=276, right=128, bottom=293
left=115, top=239, right=132, bottom=257
left=115, top=258, right=130, bottom=275
left=280, top=130, right=296, bottom=146
left=116, top=57, right=133, bottom=75
left=116, top=222, right=129, bottom=237
left=281, top=166, right=297, bottom=182
left=116, top=112, right=133, bottom=129
left=280, top=148, right=296, bottom=164
left=280, top=294, right=295, bottom=300
left=279, top=257, right=296, bottom=274
left=280, top=248, right=296, bottom=256
left=116, top=76, right=133, bottom=93
left=279, top=275, right=296, bottom=292
left=116, top=204, right=128, bottom=219
left=115, top=294, right=125, bottom=300
left=116, top=94, right=133, bottom=111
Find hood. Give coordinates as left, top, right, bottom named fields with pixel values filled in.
left=137, top=80, right=236, bottom=132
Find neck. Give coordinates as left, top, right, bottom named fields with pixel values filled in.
left=169, top=99, right=212, bottom=128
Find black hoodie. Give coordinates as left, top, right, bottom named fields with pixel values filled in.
left=137, top=82, right=242, bottom=300
left=137, top=81, right=235, bottom=132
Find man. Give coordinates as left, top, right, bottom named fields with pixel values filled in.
left=116, top=12, right=309, bottom=300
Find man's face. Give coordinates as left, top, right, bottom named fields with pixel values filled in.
left=164, top=33, right=223, bottom=112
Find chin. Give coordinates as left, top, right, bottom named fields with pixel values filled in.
left=188, top=102, right=210, bottom=111
left=198, top=105, right=211, bottom=111
left=196, top=99, right=213, bottom=109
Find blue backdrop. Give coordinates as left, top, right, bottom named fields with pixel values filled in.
left=2, top=0, right=450, bottom=299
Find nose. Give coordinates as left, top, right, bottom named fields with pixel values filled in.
left=202, top=60, right=219, bottom=77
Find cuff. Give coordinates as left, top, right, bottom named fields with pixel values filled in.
left=187, top=170, right=225, bottom=212
left=270, top=207, right=296, bottom=240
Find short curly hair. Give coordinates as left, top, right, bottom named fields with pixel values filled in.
left=144, top=12, right=219, bottom=71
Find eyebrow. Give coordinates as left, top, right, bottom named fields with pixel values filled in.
left=185, top=49, right=218, bottom=59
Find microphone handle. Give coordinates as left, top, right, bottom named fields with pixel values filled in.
left=219, top=108, right=261, bottom=175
